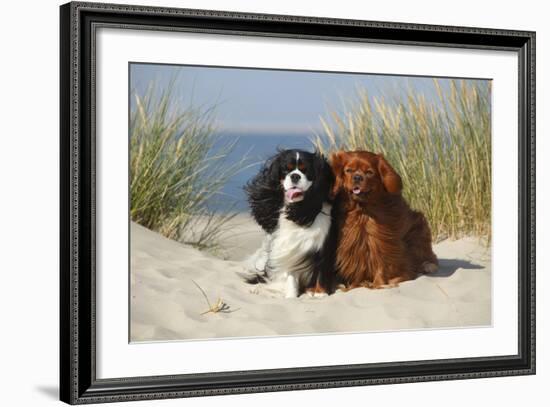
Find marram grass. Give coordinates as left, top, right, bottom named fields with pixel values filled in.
left=314, top=79, right=491, bottom=241
left=130, top=84, right=245, bottom=250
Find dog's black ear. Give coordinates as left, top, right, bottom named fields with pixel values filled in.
left=312, top=152, right=334, bottom=200
left=266, top=156, right=281, bottom=187
left=244, top=154, right=284, bottom=234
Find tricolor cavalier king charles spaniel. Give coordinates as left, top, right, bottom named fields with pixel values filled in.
left=242, top=149, right=337, bottom=298
left=331, top=150, right=438, bottom=289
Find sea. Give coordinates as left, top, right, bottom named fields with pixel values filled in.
left=207, top=133, right=316, bottom=212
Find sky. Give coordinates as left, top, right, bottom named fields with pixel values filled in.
left=130, top=63, right=490, bottom=136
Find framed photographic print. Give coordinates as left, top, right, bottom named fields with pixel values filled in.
left=60, top=1, right=536, bottom=404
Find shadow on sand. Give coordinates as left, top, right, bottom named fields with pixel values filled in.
left=426, top=258, right=484, bottom=278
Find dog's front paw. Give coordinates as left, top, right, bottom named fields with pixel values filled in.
left=304, top=282, right=328, bottom=298
left=304, top=290, right=328, bottom=299
left=284, top=275, right=299, bottom=298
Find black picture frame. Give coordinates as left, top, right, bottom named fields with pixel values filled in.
left=60, top=1, right=536, bottom=404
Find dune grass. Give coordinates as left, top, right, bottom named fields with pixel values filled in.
left=130, top=84, right=245, bottom=250
left=314, top=79, right=491, bottom=241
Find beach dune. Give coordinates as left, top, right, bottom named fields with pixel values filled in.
left=130, top=216, right=491, bottom=342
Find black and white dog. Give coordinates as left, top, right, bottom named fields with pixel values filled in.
left=243, top=149, right=337, bottom=298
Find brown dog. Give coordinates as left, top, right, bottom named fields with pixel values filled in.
left=331, top=150, right=438, bottom=289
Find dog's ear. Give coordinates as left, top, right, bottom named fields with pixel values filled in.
left=377, top=154, right=402, bottom=195
left=266, top=156, right=281, bottom=186
left=329, top=151, right=346, bottom=198
left=244, top=154, right=284, bottom=233
left=312, top=152, right=334, bottom=199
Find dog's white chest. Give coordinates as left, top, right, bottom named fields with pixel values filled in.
left=268, top=203, right=332, bottom=280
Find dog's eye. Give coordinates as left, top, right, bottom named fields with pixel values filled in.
left=365, top=170, right=375, bottom=177
left=345, top=168, right=354, bottom=173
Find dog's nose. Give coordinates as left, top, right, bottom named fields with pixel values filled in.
left=290, top=173, right=301, bottom=183
left=353, top=174, right=364, bottom=183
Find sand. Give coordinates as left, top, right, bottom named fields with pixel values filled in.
left=130, top=216, right=491, bottom=342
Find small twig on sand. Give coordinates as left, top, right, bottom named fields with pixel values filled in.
left=435, top=283, right=450, bottom=299
left=191, top=280, right=239, bottom=315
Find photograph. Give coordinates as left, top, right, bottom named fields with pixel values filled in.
left=129, top=63, right=492, bottom=342
left=58, top=2, right=535, bottom=403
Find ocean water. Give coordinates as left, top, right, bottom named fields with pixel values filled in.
left=207, top=133, right=316, bottom=212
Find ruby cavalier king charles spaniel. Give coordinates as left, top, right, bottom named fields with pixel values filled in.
left=331, top=150, right=438, bottom=289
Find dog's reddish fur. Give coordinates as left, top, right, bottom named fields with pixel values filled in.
left=331, top=151, right=438, bottom=289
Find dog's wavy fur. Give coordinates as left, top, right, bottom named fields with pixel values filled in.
left=243, top=149, right=337, bottom=297
left=331, top=151, right=438, bottom=289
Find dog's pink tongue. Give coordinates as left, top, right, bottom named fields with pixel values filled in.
left=286, top=187, right=303, bottom=200
left=353, top=187, right=362, bottom=195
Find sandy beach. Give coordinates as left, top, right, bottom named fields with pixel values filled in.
left=130, top=215, right=491, bottom=342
